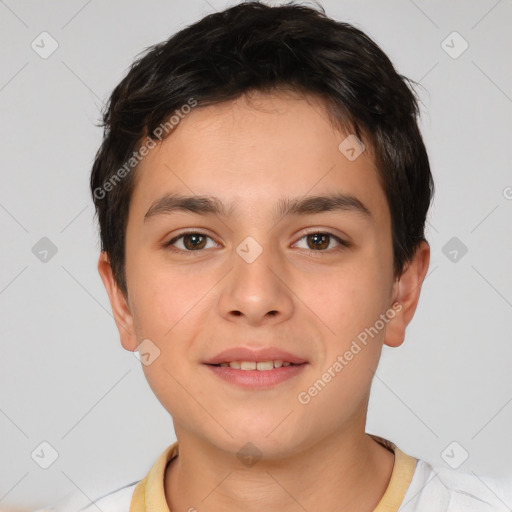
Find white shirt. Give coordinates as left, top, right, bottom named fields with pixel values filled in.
left=36, top=436, right=512, bottom=512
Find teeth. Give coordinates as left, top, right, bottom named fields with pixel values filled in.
left=221, top=360, right=295, bottom=370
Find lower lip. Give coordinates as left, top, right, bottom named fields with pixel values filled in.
left=205, top=364, right=307, bottom=389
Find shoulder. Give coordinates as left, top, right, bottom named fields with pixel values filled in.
left=401, top=458, right=512, bottom=511
left=35, top=481, right=139, bottom=512
left=78, top=481, right=139, bottom=511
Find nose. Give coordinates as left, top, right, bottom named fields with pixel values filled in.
left=217, top=242, right=294, bottom=327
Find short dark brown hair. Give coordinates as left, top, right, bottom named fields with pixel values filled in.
left=90, top=1, right=434, bottom=297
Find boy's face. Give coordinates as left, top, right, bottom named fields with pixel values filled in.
left=99, top=91, right=428, bottom=457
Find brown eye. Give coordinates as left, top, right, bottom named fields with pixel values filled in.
left=182, top=233, right=207, bottom=250
left=306, top=233, right=330, bottom=250
left=165, top=232, right=216, bottom=252
left=294, top=231, right=350, bottom=253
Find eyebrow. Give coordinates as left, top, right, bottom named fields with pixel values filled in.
left=144, top=192, right=372, bottom=222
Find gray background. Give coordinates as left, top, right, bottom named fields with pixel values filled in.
left=1, top=0, right=511, bottom=509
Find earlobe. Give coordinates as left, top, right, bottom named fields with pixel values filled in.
left=97, top=252, right=139, bottom=352
left=384, top=241, right=431, bottom=348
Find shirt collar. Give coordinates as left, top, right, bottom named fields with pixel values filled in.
left=130, top=435, right=417, bottom=512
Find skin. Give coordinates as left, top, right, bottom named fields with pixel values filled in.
left=98, top=90, right=430, bottom=512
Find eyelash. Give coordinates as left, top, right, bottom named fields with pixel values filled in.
left=163, top=229, right=351, bottom=255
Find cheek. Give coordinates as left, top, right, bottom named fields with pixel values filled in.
left=299, top=253, right=393, bottom=395
left=132, top=266, right=204, bottom=417
left=129, top=256, right=203, bottom=339
left=295, top=273, right=388, bottom=422
left=308, top=264, right=388, bottom=340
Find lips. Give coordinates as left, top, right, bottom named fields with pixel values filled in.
left=204, top=347, right=308, bottom=366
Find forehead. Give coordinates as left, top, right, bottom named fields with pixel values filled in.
left=129, top=91, right=389, bottom=226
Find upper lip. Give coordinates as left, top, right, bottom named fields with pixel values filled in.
left=204, top=347, right=308, bottom=365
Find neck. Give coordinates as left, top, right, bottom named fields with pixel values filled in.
left=164, top=428, right=394, bottom=512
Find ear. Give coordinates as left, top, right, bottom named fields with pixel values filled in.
left=97, top=251, right=138, bottom=352
left=384, top=241, right=430, bottom=348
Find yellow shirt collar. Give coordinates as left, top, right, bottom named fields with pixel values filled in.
left=130, top=434, right=417, bottom=512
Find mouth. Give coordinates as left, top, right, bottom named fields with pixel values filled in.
left=204, top=346, right=308, bottom=366
left=207, top=360, right=303, bottom=370
left=204, top=359, right=308, bottom=389
left=203, top=346, right=308, bottom=388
